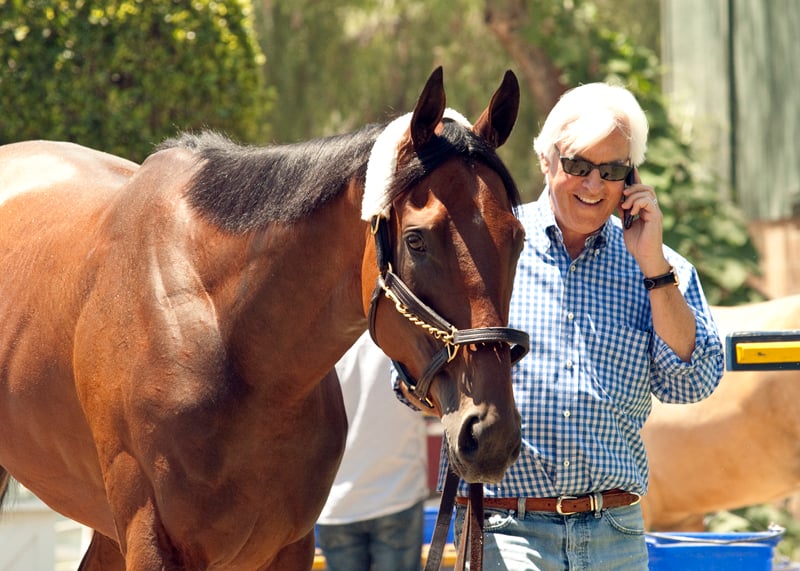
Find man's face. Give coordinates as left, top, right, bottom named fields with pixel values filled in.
left=543, top=128, right=630, bottom=243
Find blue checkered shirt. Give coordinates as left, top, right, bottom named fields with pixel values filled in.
left=437, top=191, right=724, bottom=498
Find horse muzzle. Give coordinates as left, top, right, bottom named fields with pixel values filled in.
left=444, top=396, right=522, bottom=484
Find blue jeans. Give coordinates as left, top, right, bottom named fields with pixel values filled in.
left=316, top=500, right=425, bottom=571
left=454, top=503, right=648, bottom=571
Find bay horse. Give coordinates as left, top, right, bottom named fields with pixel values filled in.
left=0, top=67, right=528, bottom=570
left=641, top=294, right=800, bottom=531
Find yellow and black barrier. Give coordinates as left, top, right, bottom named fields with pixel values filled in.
left=725, top=330, right=800, bottom=371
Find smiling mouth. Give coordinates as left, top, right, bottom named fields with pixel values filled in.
left=577, top=195, right=602, bottom=205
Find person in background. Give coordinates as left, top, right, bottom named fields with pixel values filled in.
left=438, top=82, right=724, bottom=570
left=317, top=332, right=429, bottom=571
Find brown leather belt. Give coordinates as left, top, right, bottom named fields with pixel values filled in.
left=456, top=489, right=641, bottom=515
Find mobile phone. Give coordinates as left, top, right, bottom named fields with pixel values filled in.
left=622, top=169, right=636, bottom=229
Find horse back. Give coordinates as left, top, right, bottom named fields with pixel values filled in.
left=0, top=140, right=138, bottom=200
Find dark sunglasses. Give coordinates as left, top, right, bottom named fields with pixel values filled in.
left=557, top=147, right=632, bottom=182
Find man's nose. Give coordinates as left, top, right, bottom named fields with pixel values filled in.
left=583, top=168, right=605, bottom=189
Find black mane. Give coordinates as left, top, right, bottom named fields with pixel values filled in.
left=158, top=126, right=383, bottom=233
left=159, top=120, right=521, bottom=233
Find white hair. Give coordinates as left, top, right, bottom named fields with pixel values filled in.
left=533, top=83, right=648, bottom=167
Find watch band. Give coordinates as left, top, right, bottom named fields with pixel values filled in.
left=643, top=267, right=679, bottom=290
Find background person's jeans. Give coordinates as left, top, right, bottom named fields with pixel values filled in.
left=454, top=503, right=648, bottom=571
left=317, top=499, right=425, bottom=571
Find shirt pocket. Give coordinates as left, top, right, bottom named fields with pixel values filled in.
left=583, top=323, right=652, bottom=411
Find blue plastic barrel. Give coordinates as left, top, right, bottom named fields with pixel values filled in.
left=424, top=505, right=455, bottom=544
left=646, top=529, right=784, bottom=571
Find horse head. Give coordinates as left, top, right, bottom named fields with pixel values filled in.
left=362, top=67, right=526, bottom=484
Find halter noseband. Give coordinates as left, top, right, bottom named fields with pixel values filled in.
left=367, top=215, right=530, bottom=409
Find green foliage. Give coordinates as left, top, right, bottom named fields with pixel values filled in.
left=514, top=1, right=762, bottom=305
left=0, top=0, right=272, bottom=162
left=0, top=0, right=763, bottom=304
left=256, top=1, right=514, bottom=141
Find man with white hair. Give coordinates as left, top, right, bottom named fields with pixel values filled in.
left=447, top=83, right=725, bottom=569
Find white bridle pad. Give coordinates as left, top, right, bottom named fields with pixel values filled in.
left=361, top=108, right=471, bottom=221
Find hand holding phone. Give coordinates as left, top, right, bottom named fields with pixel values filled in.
left=622, top=169, right=636, bottom=229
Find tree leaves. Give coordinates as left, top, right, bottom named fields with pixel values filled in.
left=0, top=0, right=272, bottom=161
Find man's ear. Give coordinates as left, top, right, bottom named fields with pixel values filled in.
left=539, top=152, right=554, bottom=176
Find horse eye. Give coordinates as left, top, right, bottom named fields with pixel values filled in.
left=405, top=231, right=426, bottom=252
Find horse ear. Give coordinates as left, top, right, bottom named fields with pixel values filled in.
left=409, top=66, right=446, bottom=150
left=472, top=70, right=520, bottom=149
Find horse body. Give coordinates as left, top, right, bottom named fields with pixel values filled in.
left=1, top=140, right=353, bottom=567
left=0, top=68, right=525, bottom=569
left=641, top=295, right=800, bottom=531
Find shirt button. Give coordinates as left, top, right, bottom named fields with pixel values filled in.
left=563, top=410, right=571, bottom=418
left=563, top=460, right=571, bottom=468
left=570, top=265, right=577, bottom=272
left=565, top=359, right=573, bottom=369
left=567, top=312, right=574, bottom=321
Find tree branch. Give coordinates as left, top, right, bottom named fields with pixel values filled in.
left=483, top=1, right=566, bottom=119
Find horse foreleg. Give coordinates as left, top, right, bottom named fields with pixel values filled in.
left=259, top=530, right=316, bottom=571
left=78, top=531, right=126, bottom=571
left=99, top=451, right=187, bottom=570
left=117, top=500, right=188, bottom=570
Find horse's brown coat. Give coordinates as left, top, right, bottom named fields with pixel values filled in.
left=0, top=69, right=524, bottom=569
left=641, top=295, right=800, bottom=530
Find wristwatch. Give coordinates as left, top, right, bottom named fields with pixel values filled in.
left=643, top=266, right=679, bottom=290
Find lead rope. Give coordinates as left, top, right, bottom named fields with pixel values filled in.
left=469, top=484, right=485, bottom=569
left=425, top=467, right=484, bottom=571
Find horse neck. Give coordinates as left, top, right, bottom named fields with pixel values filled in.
left=222, top=188, right=371, bottom=397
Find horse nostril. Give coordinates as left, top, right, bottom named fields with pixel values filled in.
left=450, top=405, right=521, bottom=483
left=457, top=413, right=481, bottom=460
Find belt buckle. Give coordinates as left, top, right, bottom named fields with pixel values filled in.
left=556, top=495, right=578, bottom=515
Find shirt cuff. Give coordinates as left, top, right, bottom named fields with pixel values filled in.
left=651, top=316, right=724, bottom=403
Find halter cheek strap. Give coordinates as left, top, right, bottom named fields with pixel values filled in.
left=367, top=215, right=529, bottom=409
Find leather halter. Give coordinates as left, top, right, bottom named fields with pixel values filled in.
left=367, top=215, right=530, bottom=409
